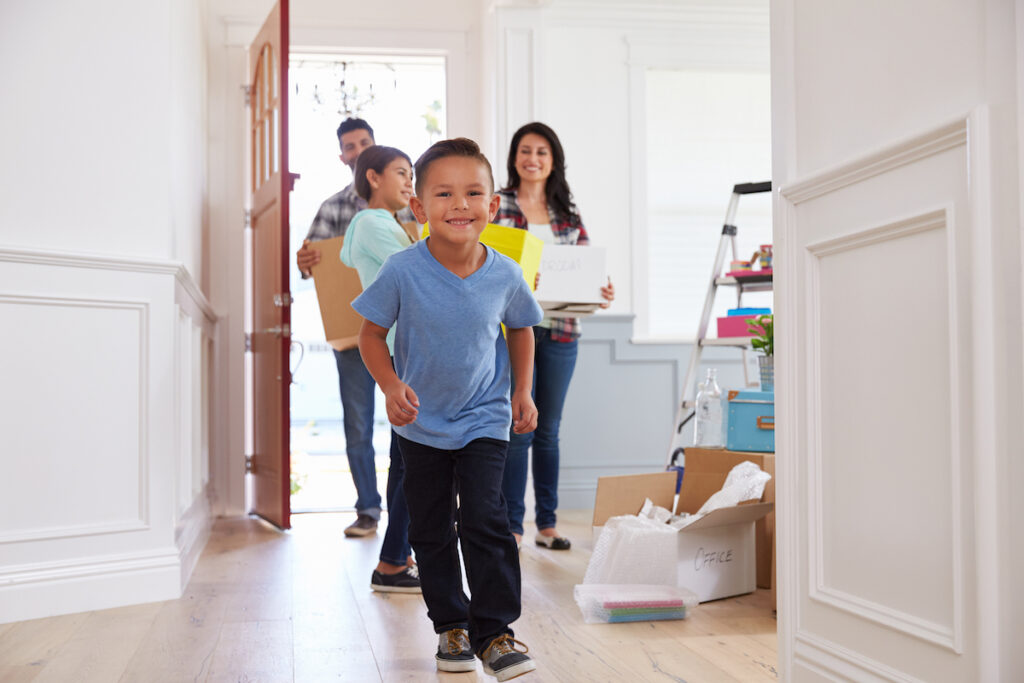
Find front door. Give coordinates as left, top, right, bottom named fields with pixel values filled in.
left=247, top=0, right=291, bottom=529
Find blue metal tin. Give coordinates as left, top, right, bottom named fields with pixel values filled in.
left=726, top=390, right=775, bottom=452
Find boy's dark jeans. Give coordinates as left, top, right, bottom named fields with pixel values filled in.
left=396, top=434, right=522, bottom=654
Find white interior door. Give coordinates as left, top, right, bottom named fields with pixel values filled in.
left=771, top=0, right=1023, bottom=680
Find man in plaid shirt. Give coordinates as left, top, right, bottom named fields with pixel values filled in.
left=296, top=118, right=413, bottom=538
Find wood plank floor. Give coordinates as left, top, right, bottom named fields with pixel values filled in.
left=0, top=511, right=777, bottom=682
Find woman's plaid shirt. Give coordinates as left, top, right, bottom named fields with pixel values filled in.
left=494, top=189, right=590, bottom=342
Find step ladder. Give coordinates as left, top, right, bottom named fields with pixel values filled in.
left=666, top=181, right=773, bottom=468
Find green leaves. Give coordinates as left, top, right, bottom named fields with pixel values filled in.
left=747, top=314, right=773, bottom=356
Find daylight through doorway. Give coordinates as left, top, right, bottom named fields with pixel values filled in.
left=287, top=53, right=446, bottom=512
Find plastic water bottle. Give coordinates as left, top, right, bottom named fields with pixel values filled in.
left=694, top=368, right=724, bottom=448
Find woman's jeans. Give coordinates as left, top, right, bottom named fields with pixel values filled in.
left=397, top=435, right=521, bottom=654
left=502, top=328, right=578, bottom=535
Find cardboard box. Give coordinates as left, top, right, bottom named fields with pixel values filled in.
left=592, top=466, right=773, bottom=603
left=533, top=245, right=607, bottom=318
left=682, top=448, right=775, bottom=590
left=309, top=235, right=364, bottom=351
left=423, top=222, right=543, bottom=290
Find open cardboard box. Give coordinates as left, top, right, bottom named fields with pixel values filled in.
left=592, top=455, right=773, bottom=603
left=681, top=448, right=775, bottom=590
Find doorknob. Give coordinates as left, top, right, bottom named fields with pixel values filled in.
left=263, top=324, right=290, bottom=337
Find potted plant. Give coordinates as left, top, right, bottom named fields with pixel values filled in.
left=747, top=314, right=774, bottom=392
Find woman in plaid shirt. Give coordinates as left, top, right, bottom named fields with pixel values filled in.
left=495, top=122, right=615, bottom=551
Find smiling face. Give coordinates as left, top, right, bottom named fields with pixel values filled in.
left=410, top=156, right=499, bottom=249
left=339, top=128, right=374, bottom=170
left=514, top=132, right=553, bottom=184
left=367, top=157, right=413, bottom=212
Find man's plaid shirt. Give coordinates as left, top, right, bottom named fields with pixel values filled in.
left=303, top=183, right=414, bottom=278
left=494, top=189, right=590, bottom=342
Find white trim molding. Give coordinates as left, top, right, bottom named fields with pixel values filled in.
left=780, top=118, right=968, bottom=205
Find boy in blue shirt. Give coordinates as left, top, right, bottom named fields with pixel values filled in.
left=353, top=138, right=543, bottom=681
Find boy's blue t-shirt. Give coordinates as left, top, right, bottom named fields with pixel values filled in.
left=351, top=239, right=544, bottom=450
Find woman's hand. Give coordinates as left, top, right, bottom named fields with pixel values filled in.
left=599, top=277, right=615, bottom=309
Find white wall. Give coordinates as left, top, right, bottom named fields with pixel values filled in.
left=489, top=0, right=770, bottom=507
left=0, top=0, right=215, bottom=623
left=772, top=0, right=1023, bottom=679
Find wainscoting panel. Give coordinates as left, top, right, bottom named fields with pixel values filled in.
left=0, top=246, right=217, bottom=623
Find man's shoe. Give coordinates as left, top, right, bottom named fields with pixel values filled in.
left=435, top=628, right=475, bottom=672
left=534, top=533, right=570, bottom=550
left=344, top=514, right=378, bottom=537
left=479, top=634, right=536, bottom=681
left=370, top=566, right=421, bottom=594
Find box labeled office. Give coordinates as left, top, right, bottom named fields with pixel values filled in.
left=592, top=463, right=773, bottom=602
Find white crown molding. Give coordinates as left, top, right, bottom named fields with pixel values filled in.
left=780, top=117, right=968, bottom=205
left=538, top=0, right=768, bottom=30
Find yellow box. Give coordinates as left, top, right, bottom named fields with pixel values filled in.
left=422, top=223, right=543, bottom=291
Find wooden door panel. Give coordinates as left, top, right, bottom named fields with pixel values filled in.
left=248, top=0, right=290, bottom=529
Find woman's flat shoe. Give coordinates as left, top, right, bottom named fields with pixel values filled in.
left=534, top=533, right=571, bottom=550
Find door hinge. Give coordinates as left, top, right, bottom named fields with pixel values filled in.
left=245, top=332, right=253, bottom=352
left=273, top=293, right=293, bottom=307
left=244, top=208, right=252, bottom=229
left=242, top=84, right=252, bottom=107
left=245, top=455, right=254, bottom=473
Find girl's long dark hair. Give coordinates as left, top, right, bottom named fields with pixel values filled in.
left=503, top=122, right=577, bottom=221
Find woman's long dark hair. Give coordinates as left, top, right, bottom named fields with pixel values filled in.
left=503, top=122, right=577, bottom=221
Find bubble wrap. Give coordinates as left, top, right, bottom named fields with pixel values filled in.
left=584, top=514, right=678, bottom=586
left=696, top=460, right=771, bottom=515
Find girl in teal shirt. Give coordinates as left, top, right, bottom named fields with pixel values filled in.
left=340, top=145, right=420, bottom=593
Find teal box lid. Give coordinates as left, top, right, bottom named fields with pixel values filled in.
left=727, top=307, right=771, bottom=317
left=728, top=390, right=774, bottom=402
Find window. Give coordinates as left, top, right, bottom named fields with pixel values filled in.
left=644, top=69, right=772, bottom=340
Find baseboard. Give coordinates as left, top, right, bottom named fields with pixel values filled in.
left=0, top=548, right=182, bottom=624
left=176, top=489, right=213, bottom=590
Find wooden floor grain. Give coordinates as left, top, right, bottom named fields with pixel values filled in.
left=0, top=511, right=777, bottom=682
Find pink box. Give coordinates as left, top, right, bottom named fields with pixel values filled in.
left=717, top=315, right=758, bottom=338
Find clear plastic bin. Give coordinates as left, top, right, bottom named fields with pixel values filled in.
left=573, top=584, right=699, bottom=624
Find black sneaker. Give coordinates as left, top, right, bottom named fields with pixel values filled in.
left=480, top=634, right=536, bottom=681
left=435, top=628, right=475, bottom=672
left=344, top=514, right=378, bottom=537
left=370, top=566, right=421, bottom=594
left=534, top=533, right=570, bottom=550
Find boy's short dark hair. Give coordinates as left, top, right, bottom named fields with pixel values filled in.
left=337, top=118, right=374, bottom=151
left=353, top=145, right=413, bottom=201
left=414, top=137, right=494, bottom=197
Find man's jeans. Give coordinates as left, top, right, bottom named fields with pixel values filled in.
left=397, top=435, right=521, bottom=655
left=502, top=328, right=578, bottom=535
left=333, top=347, right=381, bottom=518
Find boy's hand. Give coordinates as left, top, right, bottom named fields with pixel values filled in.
left=511, top=391, right=538, bottom=434
left=384, top=382, right=420, bottom=426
